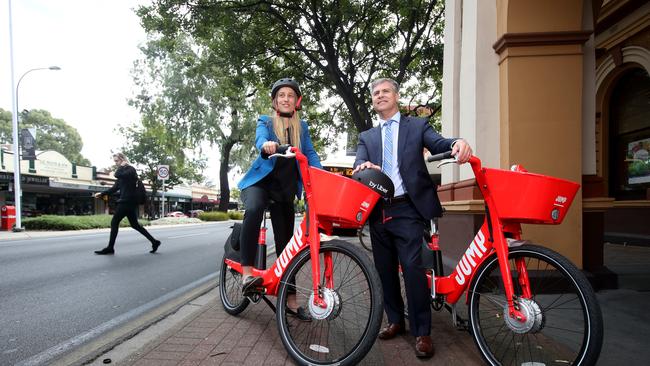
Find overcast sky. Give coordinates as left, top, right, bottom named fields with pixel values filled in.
left=0, top=0, right=228, bottom=186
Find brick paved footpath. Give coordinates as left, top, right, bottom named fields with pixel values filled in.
left=118, top=289, right=483, bottom=366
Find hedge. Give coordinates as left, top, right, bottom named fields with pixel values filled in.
left=23, top=215, right=150, bottom=231
left=228, top=210, right=243, bottom=220
left=198, top=210, right=243, bottom=221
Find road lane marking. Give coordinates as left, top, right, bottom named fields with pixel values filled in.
left=15, top=272, right=218, bottom=366
left=167, top=232, right=209, bottom=239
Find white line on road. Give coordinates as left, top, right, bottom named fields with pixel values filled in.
left=15, top=272, right=218, bottom=366
left=167, top=232, right=210, bottom=239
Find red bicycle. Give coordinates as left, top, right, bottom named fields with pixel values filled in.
left=417, top=152, right=604, bottom=365
left=219, top=146, right=384, bottom=365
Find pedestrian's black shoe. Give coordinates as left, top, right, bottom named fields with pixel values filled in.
left=94, top=247, right=114, bottom=255
left=150, top=240, right=161, bottom=253
left=242, top=276, right=263, bottom=296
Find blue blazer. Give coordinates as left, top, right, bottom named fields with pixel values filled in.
left=354, top=115, right=456, bottom=220
left=238, top=115, right=322, bottom=197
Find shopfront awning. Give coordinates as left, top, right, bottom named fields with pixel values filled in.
left=192, top=194, right=216, bottom=203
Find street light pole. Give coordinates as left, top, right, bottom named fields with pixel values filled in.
left=8, top=0, right=61, bottom=231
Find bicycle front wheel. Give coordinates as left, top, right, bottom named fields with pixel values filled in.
left=468, top=244, right=603, bottom=366
left=276, top=239, right=383, bottom=366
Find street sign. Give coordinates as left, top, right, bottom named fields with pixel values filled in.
left=157, top=165, right=170, bottom=180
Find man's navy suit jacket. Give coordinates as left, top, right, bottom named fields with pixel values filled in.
left=354, top=115, right=456, bottom=220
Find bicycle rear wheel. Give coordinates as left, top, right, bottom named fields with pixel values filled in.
left=219, top=237, right=250, bottom=315
left=468, top=245, right=603, bottom=366
left=276, top=239, right=383, bottom=366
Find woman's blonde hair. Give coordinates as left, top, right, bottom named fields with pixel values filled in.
left=112, top=152, right=130, bottom=165
left=270, top=109, right=301, bottom=148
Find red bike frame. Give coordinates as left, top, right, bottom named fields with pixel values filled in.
left=224, top=147, right=381, bottom=308
left=428, top=156, right=579, bottom=321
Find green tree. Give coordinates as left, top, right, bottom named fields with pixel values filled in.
left=129, top=31, right=266, bottom=211
left=137, top=0, right=445, bottom=133
left=0, top=108, right=91, bottom=165
left=118, top=117, right=206, bottom=218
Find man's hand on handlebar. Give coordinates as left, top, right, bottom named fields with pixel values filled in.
left=352, top=161, right=381, bottom=174
left=452, top=139, right=473, bottom=164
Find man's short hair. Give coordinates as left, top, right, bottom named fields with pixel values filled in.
left=370, top=78, right=400, bottom=94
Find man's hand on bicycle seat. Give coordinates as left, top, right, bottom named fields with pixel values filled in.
left=352, top=161, right=381, bottom=174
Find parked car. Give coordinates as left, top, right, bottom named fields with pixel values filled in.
left=165, top=211, right=188, bottom=218
left=188, top=209, right=204, bottom=218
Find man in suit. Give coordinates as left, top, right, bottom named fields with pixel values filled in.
left=353, top=78, right=472, bottom=358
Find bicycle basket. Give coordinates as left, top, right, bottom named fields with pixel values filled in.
left=483, top=168, right=580, bottom=224
left=309, top=167, right=381, bottom=232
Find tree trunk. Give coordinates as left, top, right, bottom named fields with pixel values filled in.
left=218, top=140, right=235, bottom=212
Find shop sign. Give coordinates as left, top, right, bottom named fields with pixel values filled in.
left=49, top=181, right=94, bottom=190
left=0, top=172, right=49, bottom=185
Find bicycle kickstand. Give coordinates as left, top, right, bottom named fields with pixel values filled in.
left=445, top=303, right=469, bottom=331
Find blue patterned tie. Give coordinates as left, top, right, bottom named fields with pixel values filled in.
left=382, top=120, right=393, bottom=178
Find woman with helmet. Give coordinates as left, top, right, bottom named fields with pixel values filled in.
left=237, top=78, right=322, bottom=319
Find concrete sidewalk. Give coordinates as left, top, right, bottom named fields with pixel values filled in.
left=88, top=237, right=483, bottom=366
left=92, top=288, right=483, bottom=366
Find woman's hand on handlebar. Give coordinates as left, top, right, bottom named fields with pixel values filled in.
left=262, top=141, right=279, bottom=155
left=451, top=139, right=473, bottom=164
left=352, top=161, right=381, bottom=174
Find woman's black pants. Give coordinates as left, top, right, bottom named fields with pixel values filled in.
left=107, top=202, right=157, bottom=248
left=239, top=185, right=295, bottom=267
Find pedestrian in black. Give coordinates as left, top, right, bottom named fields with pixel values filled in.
left=94, top=152, right=161, bottom=255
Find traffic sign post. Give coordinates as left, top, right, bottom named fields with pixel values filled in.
left=157, top=165, right=170, bottom=218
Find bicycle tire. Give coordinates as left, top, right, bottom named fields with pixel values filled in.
left=276, top=240, right=383, bottom=365
left=219, top=235, right=250, bottom=315
left=468, top=244, right=603, bottom=366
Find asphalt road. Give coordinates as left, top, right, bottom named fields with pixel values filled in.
left=0, top=222, right=238, bottom=365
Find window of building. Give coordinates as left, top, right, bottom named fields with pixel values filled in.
left=608, top=68, right=650, bottom=200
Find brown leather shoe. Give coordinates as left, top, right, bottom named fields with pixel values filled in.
left=415, top=336, right=434, bottom=358
left=378, top=323, right=404, bottom=340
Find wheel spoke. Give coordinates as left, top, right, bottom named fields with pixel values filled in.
left=276, top=242, right=381, bottom=365
left=469, top=246, right=602, bottom=366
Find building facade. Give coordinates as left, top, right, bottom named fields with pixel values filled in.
left=439, top=0, right=649, bottom=284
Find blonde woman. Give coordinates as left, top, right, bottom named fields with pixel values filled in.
left=94, top=152, right=161, bottom=255
left=236, top=79, right=321, bottom=319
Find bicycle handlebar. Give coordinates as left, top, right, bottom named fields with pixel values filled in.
left=427, top=151, right=453, bottom=163
left=261, top=144, right=292, bottom=159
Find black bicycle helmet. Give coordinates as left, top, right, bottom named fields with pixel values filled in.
left=271, top=78, right=302, bottom=99
left=351, top=168, right=394, bottom=198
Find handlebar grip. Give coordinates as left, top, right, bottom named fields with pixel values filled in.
left=427, top=151, right=453, bottom=163
left=261, top=144, right=292, bottom=159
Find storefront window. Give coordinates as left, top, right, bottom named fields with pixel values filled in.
left=609, top=68, right=650, bottom=200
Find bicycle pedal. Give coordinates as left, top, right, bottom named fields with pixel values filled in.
left=243, top=287, right=265, bottom=302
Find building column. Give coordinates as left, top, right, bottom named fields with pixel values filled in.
left=494, top=0, right=589, bottom=266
